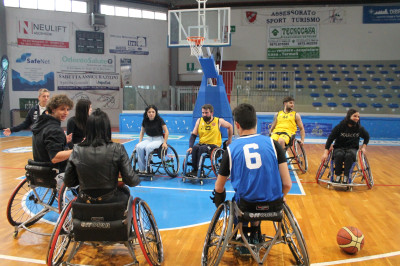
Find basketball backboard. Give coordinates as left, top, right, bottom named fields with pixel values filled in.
left=168, top=7, right=231, bottom=47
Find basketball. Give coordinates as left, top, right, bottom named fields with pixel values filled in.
left=337, top=226, right=365, bottom=254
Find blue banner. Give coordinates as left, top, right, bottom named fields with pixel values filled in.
left=363, top=5, right=400, bottom=24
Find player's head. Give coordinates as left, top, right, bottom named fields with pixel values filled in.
left=345, top=108, right=360, bottom=127
left=75, top=99, right=92, bottom=130
left=46, top=94, right=73, bottom=121
left=38, top=88, right=50, bottom=107
left=283, top=96, right=295, bottom=111
left=144, top=104, right=159, bottom=121
left=233, top=103, right=257, bottom=130
left=202, top=104, right=214, bottom=122
left=82, top=108, right=112, bottom=147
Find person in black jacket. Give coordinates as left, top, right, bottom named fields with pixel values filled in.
left=3, top=88, right=50, bottom=136
left=31, top=94, right=74, bottom=172
left=321, top=109, right=370, bottom=183
left=64, top=109, right=140, bottom=204
left=66, top=99, right=92, bottom=149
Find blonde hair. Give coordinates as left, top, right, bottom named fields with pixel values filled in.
left=38, top=88, right=49, bottom=97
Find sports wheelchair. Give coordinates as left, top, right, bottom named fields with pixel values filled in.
left=131, top=144, right=180, bottom=180
left=46, top=196, right=163, bottom=266
left=280, top=133, right=308, bottom=174
left=6, top=159, right=75, bottom=238
left=181, top=143, right=225, bottom=185
left=202, top=200, right=309, bottom=265
left=316, top=147, right=373, bottom=190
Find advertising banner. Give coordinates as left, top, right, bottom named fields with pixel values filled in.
left=363, top=5, right=400, bottom=24
left=120, top=58, right=133, bottom=87
left=243, top=7, right=345, bottom=25
left=12, top=52, right=54, bottom=91
left=109, top=34, right=149, bottom=55
left=66, top=90, right=120, bottom=109
left=17, top=18, right=70, bottom=48
left=57, top=73, right=120, bottom=91
left=267, top=25, right=319, bottom=59
left=59, top=54, right=116, bottom=73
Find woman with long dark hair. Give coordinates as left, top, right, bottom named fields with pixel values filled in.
left=67, top=99, right=92, bottom=148
left=321, top=109, right=370, bottom=183
left=64, top=109, right=140, bottom=203
left=136, top=105, right=169, bottom=173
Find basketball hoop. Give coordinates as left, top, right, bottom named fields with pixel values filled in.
left=187, top=36, right=205, bottom=57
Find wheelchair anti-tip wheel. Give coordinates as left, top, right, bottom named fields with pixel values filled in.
left=293, top=140, right=308, bottom=173
left=161, top=145, right=180, bottom=177
left=211, top=148, right=224, bottom=177
left=316, top=148, right=333, bottom=183
left=202, top=201, right=234, bottom=266
left=46, top=200, right=74, bottom=266
left=358, top=150, right=374, bottom=189
left=282, top=203, right=309, bottom=266
left=133, top=197, right=164, bottom=266
left=7, top=179, right=57, bottom=230
left=57, top=183, right=78, bottom=213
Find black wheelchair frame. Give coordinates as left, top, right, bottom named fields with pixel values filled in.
left=201, top=201, right=309, bottom=265
left=316, top=147, right=373, bottom=190
left=283, top=133, right=308, bottom=174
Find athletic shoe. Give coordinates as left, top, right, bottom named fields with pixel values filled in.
left=186, top=170, right=197, bottom=177
left=334, top=175, right=341, bottom=183
left=342, top=176, right=348, bottom=184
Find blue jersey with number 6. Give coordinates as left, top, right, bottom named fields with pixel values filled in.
left=227, top=134, right=283, bottom=202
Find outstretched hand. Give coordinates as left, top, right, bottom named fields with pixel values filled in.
left=3, top=128, right=11, bottom=136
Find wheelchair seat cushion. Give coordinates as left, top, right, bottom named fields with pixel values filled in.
left=25, top=161, right=58, bottom=188
left=238, top=198, right=284, bottom=222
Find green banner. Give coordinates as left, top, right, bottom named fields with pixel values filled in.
left=267, top=47, right=319, bottom=59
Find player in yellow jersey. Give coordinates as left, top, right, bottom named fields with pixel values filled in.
left=187, top=104, right=233, bottom=177
left=270, top=96, right=305, bottom=148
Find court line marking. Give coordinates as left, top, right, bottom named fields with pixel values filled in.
left=0, top=254, right=45, bottom=264
left=311, top=250, right=400, bottom=265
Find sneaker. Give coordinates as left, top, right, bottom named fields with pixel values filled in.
left=237, top=245, right=251, bottom=256
left=342, top=176, right=348, bottom=184
left=186, top=170, right=197, bottom=177
left=334, top=175, right=341, bottom=183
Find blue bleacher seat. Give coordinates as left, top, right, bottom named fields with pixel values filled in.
left=268, top=77, right=275, bottom=81
left=358, top=77, right=367, bottom=83
left=372, top=103, right=383, bottom=109
left=391, top=86, right=400, bottom=91
left=342, top=103, right=352, bottom=108
left=283, top=84, right=291, bottom=89
left=327, top=102, right=337, bottom=108
left=389, top=64, right=398, bottom=69
left=357, top=103, right=368, bottom=108
left=363, top=64, right=371, bottom=68
left=376, top=64, right=384, bottom=68
left=388, top=103, right=399, bottom=109
left=320, top=77, right=328, bottom=82
left=308, top=84, right=318, bottom=90
left=305, top=70, right=313, bottom=75
left=345, top=77, right=354, bottom=83
left=376, top=85, right=386, bottom=91
left=395, top=70, right=400, bottom=76
left=245, top=71, right=252, bottom=75
left=380, top=71, right=388, bottom=75
left=362, top=85, right=372, bottom=90
left=296, top=84, right=304, bottom=90
left=332, top=77, right=341, bottom=83
left=282, top=77, right=289, bottom=81
left=348, top=85, right=358, bottom=90
left=372, top=77, right=381, bottom=83
left=398, top=94, right=400, bottom=98
left=385, top=78, right=394, bottom=83
left=322, top=85, right=331, bottom=90
left=352, top=93, right=363, bottom=100
left=338, top=93, right=348, bottom=99
left=304, top=64, right=311, bottom=68
left=295, top=70, right=301, bottom=75
left=351, top=64, right=359, bottom=68
left=339, top=64, right=347, bottom=68
left=324, top=93, right=334, bottom=100
left=256, top=71, right=263, bottom=74
left=280, top=64, right=288, bottom=68
left=382, top=94, right=392, bottom=101
left=257, top=77, right=264, bottom=81
left=307, top=77, right=315, bottom=82
left=256, top=84, right=264, bottom=89
left=310, top=93, right=320, bottom=98
left=329, top=70, right=338, bottom=75
left=316, top=64, right=323, bottom=68
left=292, top=64, right=299, bottom=68
left=317, top=70, right=325, bottom=75
left=244, top=77, right=252, bottom=81
left=354, top=70, right=363, bottom=75
left=257, top=64, right=265, bottom=68
left=268, top=64, right=276, bottom=68
left=245, top=64, right=253, bottom=68
left=367, top=93, right=377, bottom=100
left=269, top=84, right=277, bottom=89
left=367, top=70, right=375, bottom=76
left=327, top=64, right=335, bottom=68
left=312, top=102, right=323, bottom=108
left=342, top=71, right=350, bottom=75
left=295, top=77, right=302, bottom=82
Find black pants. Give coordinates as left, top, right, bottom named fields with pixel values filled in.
left=191, top=144, right=217, bottom=171
left=334, top=148, right=357, bottom=177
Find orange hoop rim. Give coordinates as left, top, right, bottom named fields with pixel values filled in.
left=187, top=36, right=205, bottom=46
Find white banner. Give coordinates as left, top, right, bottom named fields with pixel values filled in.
left=268, top=25, right=319, bottom=48
left=109, top=34, right=149, bottom=55
left=120, top=58, right=133, bottom=86
left=57, top=73, right=120, bottom=91
left=243, top=7, right=346, bottom=25
left=59, top=54, right=116, bottom=73
left=17, top=18, right=70, bottom=48
left=66, top=90, right=120, bottom=109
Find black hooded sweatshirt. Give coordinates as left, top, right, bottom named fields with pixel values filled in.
left=325, top=120, right=370, bottom=150
left=31, top=113, right=68, bottom=172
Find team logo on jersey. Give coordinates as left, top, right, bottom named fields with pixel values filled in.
left=212, top=122, right=216, bottom=126
left=205, top=125, right=211, bottom=130
left=246, top=11, right=257, bottom=23
left=290, top=114, right=293, bottom=117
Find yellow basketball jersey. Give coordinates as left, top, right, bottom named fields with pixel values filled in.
left=198, top=117, right=222, bottom=147
left=272, top=110, right=297, bottom=135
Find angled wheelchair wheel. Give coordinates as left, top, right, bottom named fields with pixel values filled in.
left=161, top=145, right=180, bottom=177
left=57, top=184, right=78, bottom=213
left=133, top=197, right=163, bottom=266
left=316, top=148, right=333, bottom=184
left=130, top=149, right=138, bottom=172
left=282, top=203, right=309, bottom=266
left=202, top=201, right=234, bottom=266
left=7, top=178, right=57, bottom=227
left=358, top=150, right=374, bottom=189
left=294, top=140, right=308, bottom=174
left=211, top=148, right=224, bottom=177
left=46, top=200, right=74, bottom=266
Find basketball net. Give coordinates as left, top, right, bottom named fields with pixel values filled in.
left=187, top=36, right=204, bottom=57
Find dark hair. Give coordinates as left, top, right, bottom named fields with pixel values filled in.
left=75, top=99, right=91, bottom=131
left=142, top=105, right=161, bottom=125
left=343, top=108, right=360, bottom=128
left=80, top=108, right=112, bottom=147
left=202, top=104, right=214, bottom=113
left=46, top=94, right=74, bottom=114
left=283, top=96, right=295, bottom=104
left=233, top=103, right=257, bottom=130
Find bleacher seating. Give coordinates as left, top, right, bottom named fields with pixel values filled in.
left=367, top=93, right=377, bottom=100
left=382, top=94, right=392, bottom=101
left=327, top=102, right=337, bottom=109
left=352, top=93, right=363, bottom=101
left=338, top=93, right=348, bottom=100
left=356, top=103, right=368, bottom=110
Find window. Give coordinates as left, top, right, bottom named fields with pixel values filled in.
left=100, top=4, right=114, bottom=16
left=4, top=0, right=19, bottom=7
left=38, top=0, right=55, bottom=11
left=72, top=1, right=86, bottom=13
left=142, top=10, right=154, bottom=19
left=20, top=0, right=37, bottom=9
left=56, top=0, right=71, bottom=12
left=129, top=8, right=142, bottom=18
left=155, top=12, right=167, bottom=20
left=115, top=6, right=129, bottom=17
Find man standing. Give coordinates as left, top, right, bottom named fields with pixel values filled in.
left=186, top=104, right=233, bottom=177
left=3, top=88, right=50, bottom=136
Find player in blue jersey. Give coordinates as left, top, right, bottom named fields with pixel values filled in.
left=211, top=103, right=292, bottom=249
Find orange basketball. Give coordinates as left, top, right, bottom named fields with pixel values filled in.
left=337, top=226, right=365, bottom=254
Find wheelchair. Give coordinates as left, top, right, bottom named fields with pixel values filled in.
left=131, top=143, right=180, bottom=180
left=46, top=195, right=163, bottom=266
left=316, top=147, right=373, bottom=190
left=202, top=200, right=309, bottom=265
left=6, top=159, right=73, bottom=238
left=181, top=143, right=225, bottom=185
left=282, top=133, right=308, bottom=174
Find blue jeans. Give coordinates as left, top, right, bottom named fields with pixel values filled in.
left=136, top=136, right=164, bottom=171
